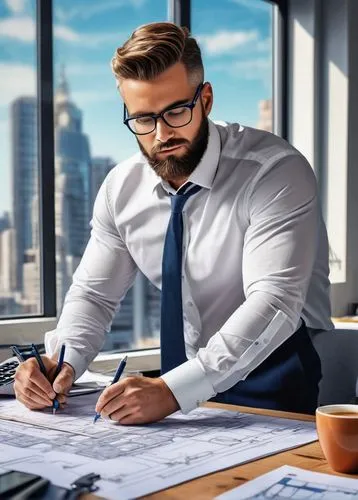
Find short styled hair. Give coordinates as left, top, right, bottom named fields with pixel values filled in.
left=111, top=22, right=204, bottom=86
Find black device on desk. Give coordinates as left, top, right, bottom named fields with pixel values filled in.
left=0, top=345, right=103, bottom=397
left=0, top=470, right=100, bottom=499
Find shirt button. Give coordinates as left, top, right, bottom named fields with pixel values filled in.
left=187, top=301, right=193, bottom=307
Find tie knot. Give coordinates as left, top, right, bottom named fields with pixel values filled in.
left=170, top=184, right=202, bottom=214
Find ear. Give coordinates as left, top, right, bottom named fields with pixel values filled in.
left=201, top=82, right=213, bottom=116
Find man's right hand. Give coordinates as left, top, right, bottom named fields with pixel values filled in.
left=14, top=355, right=74, bottom=410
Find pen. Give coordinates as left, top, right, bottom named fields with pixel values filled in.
left=31, top=343, right=60, bottom=415
left=53, top=344, right=66, bottom=381
left=11, top=345, right=25, bottom=363
left=93, top=355, right=128, bottom=424
left=51, top=344, right=66, bottom=415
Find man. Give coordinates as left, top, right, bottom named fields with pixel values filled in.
left=14, top=22, right=333, bottom=423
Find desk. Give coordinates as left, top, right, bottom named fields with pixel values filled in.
left=81, top=402, right=358, bottom=499
left=81, top=402, right=354, bottom=500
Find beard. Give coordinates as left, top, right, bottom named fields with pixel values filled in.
left=137, top=115, right=209, bottom=182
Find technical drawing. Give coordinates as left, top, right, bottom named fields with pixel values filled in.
left=252, top=474, right=358, bottom=499
left=0, top=394, right=318, bottom=500
left=216, top=466, right=358, bottom=500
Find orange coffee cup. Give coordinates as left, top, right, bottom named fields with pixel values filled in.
left=316, top=404, right=358, bottom=474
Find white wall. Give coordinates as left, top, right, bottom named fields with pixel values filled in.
left=289, top=0, right=358, bottom=315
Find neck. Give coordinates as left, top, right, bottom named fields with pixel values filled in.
left=168, top=177, right=189, bottom=191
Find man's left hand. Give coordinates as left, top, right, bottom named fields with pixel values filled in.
left=95, top=376, right=180, bottom=424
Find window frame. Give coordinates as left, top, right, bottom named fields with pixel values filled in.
left=1, top=0, right=285, bottom=372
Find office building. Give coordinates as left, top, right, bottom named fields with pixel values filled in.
left=11, top=97, right=38, bottom=292
left=0, top=213, right=10, bottom=232
left=91, top=156, right=116, bottom=209
left=0, top=228, right=16, bottom=294
left=256, top=99, right=272, bottom=132
left=54, top=67, right=91, bottom=310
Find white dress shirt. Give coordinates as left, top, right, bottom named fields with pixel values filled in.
left=45, top=120, right=333, bottom=413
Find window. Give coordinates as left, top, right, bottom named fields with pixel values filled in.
left=192, top=0, right=274, bottom=132
left=0, top=0, right=282, bottom=353
left=0, top=0, right=41, bottom=317
left=52, top=0, right=167, bottom=351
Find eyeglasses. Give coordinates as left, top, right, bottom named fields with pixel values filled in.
left=123, top=83, right=203, bottom=135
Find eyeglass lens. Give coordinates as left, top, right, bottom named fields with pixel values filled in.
left=127, top=106, right=192, bottom=134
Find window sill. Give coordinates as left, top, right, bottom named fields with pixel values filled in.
left=89, top=348, right=160, bottom=373
left=0, top=317, right=160, bottom=371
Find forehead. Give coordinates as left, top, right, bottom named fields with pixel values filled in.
left=120, top=62, right=193, bottom=115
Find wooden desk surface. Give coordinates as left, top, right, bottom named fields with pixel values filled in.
left=85, top=403, right=358, bottom=500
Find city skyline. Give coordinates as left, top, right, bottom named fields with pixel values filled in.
left=0, top=0, right=273, bottom=214
left=0, top=0, right=273, bottom=346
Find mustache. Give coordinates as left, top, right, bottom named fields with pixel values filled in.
left=152, top=139, right=189, bottom=154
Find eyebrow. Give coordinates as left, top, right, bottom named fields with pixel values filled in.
left=128, top=96, right=192, bottom=118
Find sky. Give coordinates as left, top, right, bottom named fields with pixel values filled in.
left=0, top=0, right=272, bottom=214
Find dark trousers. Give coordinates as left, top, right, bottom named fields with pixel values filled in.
left=210, top=321, right=322, bottom=414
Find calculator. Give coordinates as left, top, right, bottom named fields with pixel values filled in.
left=0, top=356, right=19, bottom=395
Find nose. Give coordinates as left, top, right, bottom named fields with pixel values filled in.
left=155, top=118, right=174, bottom=143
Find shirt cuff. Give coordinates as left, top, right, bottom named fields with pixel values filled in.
left=161, top=358, right=216, bottom=414
left=45, top=336, right=86, bottom=383
left=60, top=347, right=88, bottom=381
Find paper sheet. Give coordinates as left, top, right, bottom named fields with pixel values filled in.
left=0, top=393, right=318, bottom=500
left=216, top=465, right=358, bottom=499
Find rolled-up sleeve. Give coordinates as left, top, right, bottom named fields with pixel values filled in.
left=45, top=170, right=138, bottom=379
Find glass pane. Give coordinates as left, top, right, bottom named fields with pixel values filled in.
left=0, top=0, right=41, bottom=317
left=192, top=0, right=273, bottom=131
left=53, top=0, right=167, bottom=351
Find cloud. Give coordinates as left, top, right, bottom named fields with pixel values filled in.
left=72, top=90, right=116, bottom=106
left=197, top=30, right=259, bottom=56
left=0, top=63, right=35, bottom=106
left=209, top=57, right=271, bottom=83
left=55, top=0, right=146, bottom=22
left=54, top=25, right=81, bottom=43
left=65, top=63, right=111, bottom=77
left=230, top=0, right=271, bottom=12
left=0, top=16, right=35, bottom=42
left=0, top=16, right=123, bottom=47
left=5, top=0, right=26, bottom=14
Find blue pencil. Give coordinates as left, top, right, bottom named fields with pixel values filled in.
left=93, top=355, right=128, bottom=424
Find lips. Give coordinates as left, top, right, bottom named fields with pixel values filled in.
left=158, top=145, right=184, bottom=154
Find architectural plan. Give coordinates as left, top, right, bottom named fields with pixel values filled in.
left=216, top=465, right=358, bottom=499
left=0, top=394, right=318, bottom=500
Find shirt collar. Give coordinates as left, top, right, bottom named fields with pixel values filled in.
left=148, top=119, right=221, bottom=195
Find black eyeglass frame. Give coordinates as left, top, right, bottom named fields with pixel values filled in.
left=123, top=82, right=204, bottom=135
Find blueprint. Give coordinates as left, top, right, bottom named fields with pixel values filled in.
left=0, top=393, right=318, bottom=500
left=216, top=465, right=358, bottom=499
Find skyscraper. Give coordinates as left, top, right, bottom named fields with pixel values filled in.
left=54, top=67, right=91, bottom=311
left=91, top=156, right=115, bottom=209
left=256, top=99, right=272, bottom=132
left=11, top=96, right=38, bottom=292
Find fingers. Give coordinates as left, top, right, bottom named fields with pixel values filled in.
left=108, top=406, right=134, bottom=424
left=14, top=380, right=53, bottom=409
left=14, top=356, right=73, bottom=411
left=95, top=382, right=125, bottom=414
left=98, top=395, right=126, bottom=419
left=52, top=364, right=74, bottom=394
left=14, top=359, right=56, bottom=410
left=16, top=392, right=48, bottom=411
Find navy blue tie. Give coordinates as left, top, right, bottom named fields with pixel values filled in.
left=160, top=183, right=202, bottom=374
